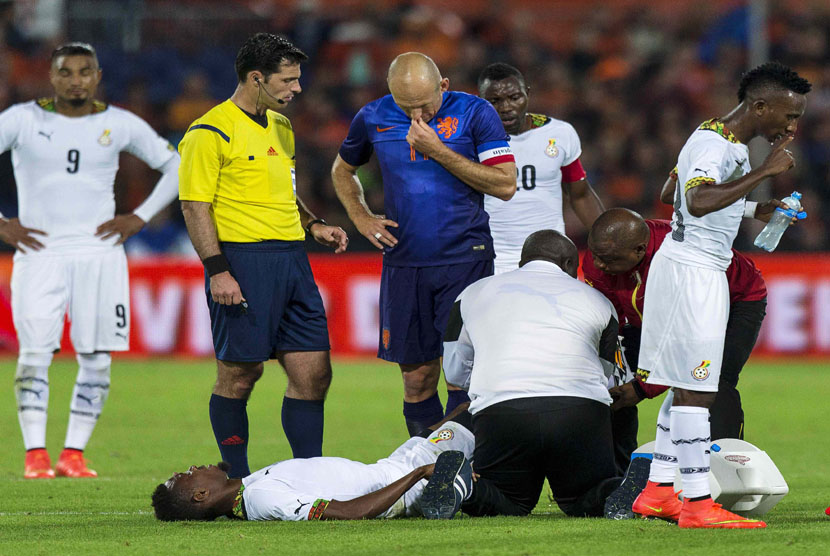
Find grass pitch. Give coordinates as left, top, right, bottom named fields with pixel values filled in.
left=0, top=358, right=827, bottom=555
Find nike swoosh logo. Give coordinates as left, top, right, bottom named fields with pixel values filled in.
left=645, top=505, right=664, bottom=513
left=376, top=126, right=396, bottom=132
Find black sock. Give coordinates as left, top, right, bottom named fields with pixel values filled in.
left=209, top=394, right=250, bottom=478
left=403, top=393, right=443, bottom=437
left=445, top=390, right=470, bottom=416
left=282, top=397, right=324, bottom=458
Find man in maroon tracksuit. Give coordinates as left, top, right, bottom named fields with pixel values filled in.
left=583, top=208, right=766, bottom=473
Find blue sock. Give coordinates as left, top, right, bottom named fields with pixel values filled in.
left=403, top=393, right=444, bottom=437
left=445, top=390, right=470, bottom=416
left=282, top=397, right=324, bottom=458
left=209, top=394, right=250, bottom=478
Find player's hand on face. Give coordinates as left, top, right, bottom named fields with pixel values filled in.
left=406, top=117, right=443, bottom=157
left=609, top=382, right=641, bottom=411
left=755, top=199, right=803, bottom=225
left=0, top=218, right=47, bottom=253
left=209, top=271, right=245, bottom=306
left=762, top=135, right=795, bottom=176
left=310, top=224, right=349, bottom=254
left=355, top=213, right=398, bottom=250
left=96, top=214, right=146, bottom=245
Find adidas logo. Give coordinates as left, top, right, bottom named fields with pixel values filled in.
left=220, top=435, right=245, bottom=446
left=267, top=147, right=278, bottom=156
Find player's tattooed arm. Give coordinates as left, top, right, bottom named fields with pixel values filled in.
left=0, top=218, right=47, bottom=253
left=319, top=464, right=433, bottom=520
left=331, top=154, right=398, bottom=250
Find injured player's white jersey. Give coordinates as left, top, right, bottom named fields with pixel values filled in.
left=484, top=114, right=581, bottom=272
left=0, top=99, right=176, bottom=258
left=240, top=422, right=474, bottom=521
left=660, top=119, right=750, bottom=271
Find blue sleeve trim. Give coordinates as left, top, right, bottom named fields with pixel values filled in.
left=188, top=124, right=230, bottom=143
left=476, top=139, right=510, bottom=153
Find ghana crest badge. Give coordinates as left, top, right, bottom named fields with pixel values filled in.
left=545, top=139, right=558, bottom=158
left=98, top=129, right=112, bottom=146
left=692, top=360, right=711, bottom=381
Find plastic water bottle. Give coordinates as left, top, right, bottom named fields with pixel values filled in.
left=753, top=191, right=802, bottom=252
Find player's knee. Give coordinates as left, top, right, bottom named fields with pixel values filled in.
left=216, top=362, right=263, bottom=398
left=77, top=352, right=112, bottom=371
left=18, top=351, right=54, bottom=369
left=673, top=388, right=716, bottom=408
left=401, top=364, right=440, bottom=396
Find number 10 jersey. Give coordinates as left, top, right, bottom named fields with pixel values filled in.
left=484, top=114, right=583, bottom=272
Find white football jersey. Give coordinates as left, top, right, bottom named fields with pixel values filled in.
left=484, top=114, right=581, bottom=271
left=0, top=99, right=176, bottom=258
left=443, top=260, right=618, bottom=414
left=241, top=422, right=474, bottom=521
left=660, top=119, right=750, bottom=271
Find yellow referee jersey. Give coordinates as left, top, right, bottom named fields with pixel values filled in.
left=178, top=100, right=304, bottom=242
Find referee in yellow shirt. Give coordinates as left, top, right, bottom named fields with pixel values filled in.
left=179, top=33, right=348, bottom=478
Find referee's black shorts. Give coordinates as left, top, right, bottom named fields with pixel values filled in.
left=463, top=396, right=619, bottom=517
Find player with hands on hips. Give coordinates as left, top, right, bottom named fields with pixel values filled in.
left=0, top=42, right=181, bottom=479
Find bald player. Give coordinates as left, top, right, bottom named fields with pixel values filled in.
left=583, top=208, right=770, bottom=473
left=332, top=52, right=516, bottom=435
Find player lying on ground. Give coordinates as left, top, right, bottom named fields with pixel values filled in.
left=152, top=410, right=473, bottom=521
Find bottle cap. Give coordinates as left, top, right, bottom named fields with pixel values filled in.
left=791, top=191, right=802, bottom=200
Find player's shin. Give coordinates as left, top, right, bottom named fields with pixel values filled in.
left=15, top=353, right=53, bottom=450
left=671, top=405, right=711, bottom=499
left=649, top=391, right=677, bottom=483
left=64, top=353, right=111, bottom=451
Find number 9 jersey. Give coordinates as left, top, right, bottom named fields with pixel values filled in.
left=0, top=98, right=176, bottom=257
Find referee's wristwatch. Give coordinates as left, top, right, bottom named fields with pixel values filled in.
left=305, top=218, right=327, bottom=234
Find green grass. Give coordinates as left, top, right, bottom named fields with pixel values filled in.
left=0, top=359, right=828, bottom=555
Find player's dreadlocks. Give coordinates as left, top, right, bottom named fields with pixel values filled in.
left=235, top=33, right=307, bottom=83
left=738, top=61, right=812, bottom=102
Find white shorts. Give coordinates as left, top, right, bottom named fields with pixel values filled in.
left=381, top=422, right=475, bottom=518
left=11, top=249, right=130, bottom=354
left=637, top=251, right=728, bottom=392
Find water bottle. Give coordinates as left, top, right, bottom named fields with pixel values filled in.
left=753, top=191, right=802, bottom=252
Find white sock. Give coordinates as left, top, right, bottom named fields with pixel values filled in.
left=64, top=353, right=111, bottom=451
left=15, top=353, right=53, bottom=451
left=648, top=390, right=677, bottom=483
left=671, top=405, right=711, bottom=499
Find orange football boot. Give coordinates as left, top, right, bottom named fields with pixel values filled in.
left=24, top=448, right=55, bottom=479
left=678, top=498, right=766, bottom=529
left=55, top=449, right=98, bottom=478
left=632, top=481, right=682, bottom=522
